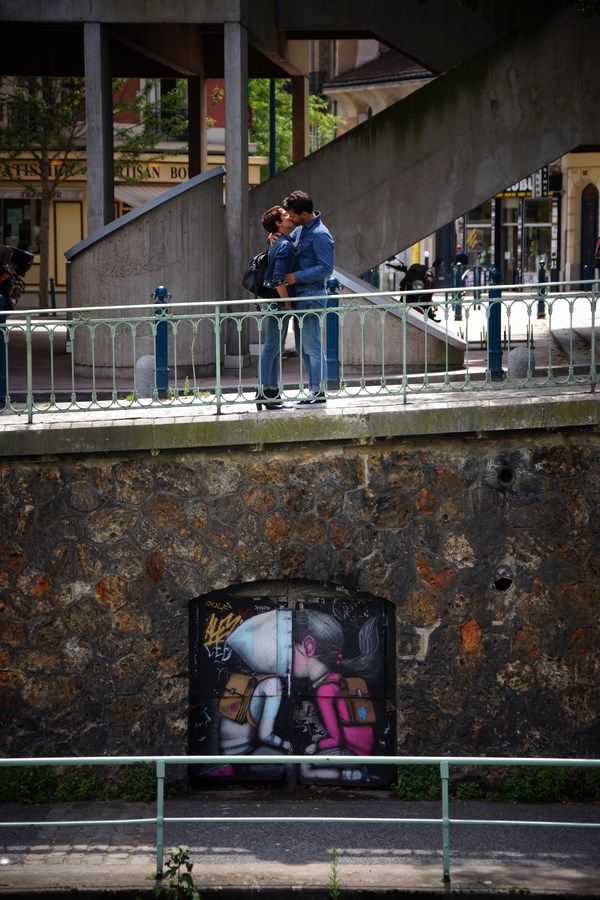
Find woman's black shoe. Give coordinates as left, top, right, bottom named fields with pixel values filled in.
left=255, top=387, right=285, bottom=411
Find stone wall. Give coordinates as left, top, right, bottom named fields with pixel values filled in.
left=1, top=429, right=599, bottom=759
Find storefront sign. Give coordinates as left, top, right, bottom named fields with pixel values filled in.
left=0, top=187, right=83, bottom=200
left=497, top=167, right=549, bottom=198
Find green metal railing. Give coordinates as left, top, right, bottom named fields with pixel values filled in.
left=0, top=279, right=598, bottom=422
left=1, top=754, right=600, bottom=883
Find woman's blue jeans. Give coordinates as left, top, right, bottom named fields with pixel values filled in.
left=293, top=295, right=328, bottom=394
left=257, top=307, right=289, bottom=390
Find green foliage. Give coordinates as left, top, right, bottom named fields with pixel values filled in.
left=453, top=779, right=490, bottom=801
left=0, top=763, right=108, bottom=804
left=122, top=764, right=157, bottom=803
left=113, top=78, right=188, bottom=174
left=0, top=75, right=187, bottom=304
left=392, top=765, right=441, bottom=801
left=248, top=79, right=343, bottom=180
left=391, top=765, right=600, bottom=803
left=0, top=750, right=156, bottom=804
left=328, top=846, right=342, bottom=899
left=158, top=845, right=202, bottom=899
left=501, top=767, right=569, bottom=803
left=572, top=770, right=600, bottom=801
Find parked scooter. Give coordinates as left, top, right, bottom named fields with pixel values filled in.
left=0, top=245, right=34, bottom=309
left=387, top=257, right=441, bottom=321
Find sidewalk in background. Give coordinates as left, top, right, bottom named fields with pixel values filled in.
left=1, top=792, right=600, bottom=896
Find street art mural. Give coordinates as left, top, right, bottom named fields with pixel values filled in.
left=189, top=585, right=395, bottom=786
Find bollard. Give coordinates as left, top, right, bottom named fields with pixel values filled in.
left=453, top=263, right=463, bottom=321
left=152, top=285, right=171, bottom=397
left=325, top=276, right=341, bottom=387
left=49, top=276, right=57, bottom=317
left=537, top=260, right=547, bottom=319
left=488, top=266, right=503, bottom=380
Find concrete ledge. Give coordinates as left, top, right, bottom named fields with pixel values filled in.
left=0, top=391, right=598, bottom=458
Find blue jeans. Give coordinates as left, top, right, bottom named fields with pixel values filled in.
left=293, top=293, right=328, bottom=394
left=257, top=306, right=290, bottom=390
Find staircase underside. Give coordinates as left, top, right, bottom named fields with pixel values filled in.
left=249, top=6, right=599, bottom=274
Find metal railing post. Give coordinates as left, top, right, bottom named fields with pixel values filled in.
left=440, top=760, right=451, bottom=883
left=25, top=313, right=33, bottom=423
left=155, top=758, right=165, bottom=880
left=215, top=304, right=222, bottom=415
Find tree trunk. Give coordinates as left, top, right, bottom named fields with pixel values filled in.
left=38, top=196, right=51, bottom=308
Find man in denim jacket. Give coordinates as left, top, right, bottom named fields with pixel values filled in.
left=283, top=190, right=334, bottom=405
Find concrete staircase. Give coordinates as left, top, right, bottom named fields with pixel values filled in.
left=249, top=6, right=599, bottom=274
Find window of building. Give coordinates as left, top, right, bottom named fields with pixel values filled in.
left=523, top=198, right=552, bottom=279
left=465, top=200, right=492, bottom=266
left=0, top=199, right=40, bottom=253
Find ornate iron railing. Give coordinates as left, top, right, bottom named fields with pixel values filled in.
left=0, top=279, right=597, bottom=423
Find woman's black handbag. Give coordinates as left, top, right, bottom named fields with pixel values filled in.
left=242, top=250, right=279, bottom=299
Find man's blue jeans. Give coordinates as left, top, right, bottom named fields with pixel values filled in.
left=293, top=294, right=328, bottom=394
left=258, top=307, right=289, bottom=390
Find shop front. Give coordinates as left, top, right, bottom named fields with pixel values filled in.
left=0, top=151, right=267, bottom=302
left=458, top=168, right=561, bottom=284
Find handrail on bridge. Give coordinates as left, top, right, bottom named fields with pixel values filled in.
left=0, top=279, right=598, bottom=423
left=1, top=753, right=600, bottom=884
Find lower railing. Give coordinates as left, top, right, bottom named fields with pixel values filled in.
left=0, top=279, right=598, bottom=422
left=1, top=754, right=599, bottom=883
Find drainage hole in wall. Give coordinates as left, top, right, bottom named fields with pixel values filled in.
left=494, top=569, right=514, bottom=591
left=497, top=466, right=516, bottom=489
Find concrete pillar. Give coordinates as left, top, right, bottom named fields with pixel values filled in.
left=84, top=22, right=114, bottom=234
left=224, top=20, right=250, bottom=368
left=188, top=76, right=207, bottom=177
left=291, top=75, right=310, bottom=163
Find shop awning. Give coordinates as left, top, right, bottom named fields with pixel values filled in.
left=114, top=185, right=166, bottom=207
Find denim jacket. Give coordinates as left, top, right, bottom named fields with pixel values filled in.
left=261, top=235, right=296, bottom=310
left=291, top=212, right=334, bottom=294
left=263, top=235, right=295, bottom=289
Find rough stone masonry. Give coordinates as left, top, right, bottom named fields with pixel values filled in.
left=0, top=429, right=599, bottom=760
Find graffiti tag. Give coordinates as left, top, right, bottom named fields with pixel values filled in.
left=206, top=600, right=232, bottom=611
left=204, top=612, right=244, bottom=648
left=205, top=643, right=234, bottom=663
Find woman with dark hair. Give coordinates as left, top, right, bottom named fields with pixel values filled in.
left=255, top=205, right=296, bottom=411
left=292, top=609, right=380, bottom=782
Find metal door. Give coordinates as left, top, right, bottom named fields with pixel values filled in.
left=189, top=580, right=395, bottom=787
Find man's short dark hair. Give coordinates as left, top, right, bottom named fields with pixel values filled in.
left=283, top=190, right=313, bottom=215
left=260, top=205, right=283, bottom=234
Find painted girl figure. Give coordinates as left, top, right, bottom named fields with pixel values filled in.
left=292, top=609, right=380, bottom=783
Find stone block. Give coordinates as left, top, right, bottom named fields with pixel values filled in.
left=508, top=346, right=536, bottom=380
left=134, top=355, right=156, bottom=399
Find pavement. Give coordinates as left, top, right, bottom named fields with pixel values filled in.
left=1, top=791, right=600, bottom=896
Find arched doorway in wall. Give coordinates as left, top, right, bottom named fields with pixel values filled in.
left=189, top=580, right=396, bottom=788
left=580, top=183, right=599, bottom=281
